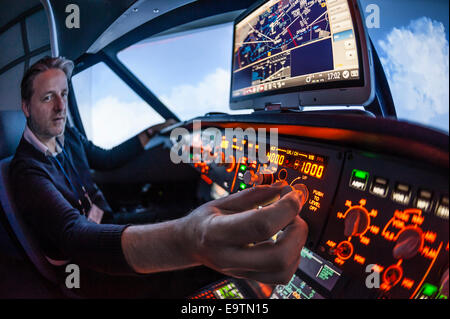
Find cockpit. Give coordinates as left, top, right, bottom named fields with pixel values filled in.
left=0, top=0, right=448, bottom=302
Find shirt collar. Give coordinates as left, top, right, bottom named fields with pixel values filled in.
left=23, top=125, right=65, bottom=157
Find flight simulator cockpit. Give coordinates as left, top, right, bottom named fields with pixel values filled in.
left=0, top=0, right=448, bottom=301
left=181, top=0, right=449, bottom=300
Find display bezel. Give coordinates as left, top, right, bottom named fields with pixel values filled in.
left=229, top=0, right=375, bottom=110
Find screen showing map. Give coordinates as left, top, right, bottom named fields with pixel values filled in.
left=231, top=0, right=361, bottom=100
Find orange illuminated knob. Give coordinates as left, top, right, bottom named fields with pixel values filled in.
left=243, top=171, right=273, bottom=185
left=292, top=183, right=309, bottom=206
left=383, top=265, right=403, bottom=287
left=336, top=241, right=354, bottom=260
left=343, top=206, right=370, bottom=237
left=393, top=227, right=423, bottom=259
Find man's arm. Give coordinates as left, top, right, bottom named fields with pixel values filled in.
left=12, top=164, right=134, bottom=274
left=121, top=182, right=309, bottom=284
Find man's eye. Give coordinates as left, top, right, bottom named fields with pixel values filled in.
left=43, top=95, right=52, bottom=102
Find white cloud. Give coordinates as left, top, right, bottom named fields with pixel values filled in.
left=378, top=17, right=449, bottom=132
left=160, top=68, right=249, bottom=120
left=80, top=96, right=164, bottom=149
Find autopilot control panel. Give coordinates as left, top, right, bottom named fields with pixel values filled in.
left=185, top=130, right=449, bottom=299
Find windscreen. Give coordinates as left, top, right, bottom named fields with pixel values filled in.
left=231, top=0, right=361, bottom=101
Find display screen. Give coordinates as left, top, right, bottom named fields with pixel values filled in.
left=266, top=146, right=327, bottom=179
left=298, top=247, right=342, bottom=291
left=270, top=273, right=324, bottom=299
left=231, top=0, right=360, bottom=100
left=189, top=279, right=246, bottom=299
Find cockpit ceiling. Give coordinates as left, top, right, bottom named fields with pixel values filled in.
left=49, top=0, right=255, bottom=61
left=0, top=0, right=41, bottom=30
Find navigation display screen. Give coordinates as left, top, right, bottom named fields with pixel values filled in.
left=270, top=273, right=325, bottom=299
left=298, top=247, right=342, bottom=291
left=231, top=0, right=361, bottom=99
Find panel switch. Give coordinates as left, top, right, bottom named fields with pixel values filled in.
left=349, top=169, right=369, bottom=191
left=370, top=177, right=389, bottom=197
left=392, top=183, right=411, bottom=205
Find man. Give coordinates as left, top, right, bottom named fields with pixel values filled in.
left=10, top=56, right=309, bottom=298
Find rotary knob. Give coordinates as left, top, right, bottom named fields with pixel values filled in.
left=243, top=171, right=273, bottom=185
left=343, top=206, right=370, bottom=237
left=291, top=183, right=309, bottom=206
left=393, top=227, right=423, bottom=259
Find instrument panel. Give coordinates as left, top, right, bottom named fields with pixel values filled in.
left=186, top=130, right=449, bottom=299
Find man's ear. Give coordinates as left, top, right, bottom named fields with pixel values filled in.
left=22, top=101, right=30, bottom=118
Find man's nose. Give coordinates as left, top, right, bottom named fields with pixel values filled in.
left=54, top=94, right=66, bottom=113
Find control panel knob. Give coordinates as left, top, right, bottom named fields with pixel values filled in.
left=243, top=171, right=273, bottom=186
left=292, top=183, right=309, bottom=206
left=393, top=228, right=423, bottom=259
left=343, top=206, right=370, bottom=237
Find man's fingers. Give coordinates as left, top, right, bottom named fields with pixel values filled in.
left=201, top=217, right=306, bottom=281
left=208, top=192, right=305, bottom=246
left=213, top=181, right=290, bottom=212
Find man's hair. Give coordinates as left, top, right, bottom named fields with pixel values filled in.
left=21, top=56, right=74, bottom=104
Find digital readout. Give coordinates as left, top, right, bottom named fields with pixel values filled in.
left=266, top=147, right=327, bottom=179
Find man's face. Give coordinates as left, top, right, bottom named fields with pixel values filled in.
left=22, top=68, right=68, bottom=140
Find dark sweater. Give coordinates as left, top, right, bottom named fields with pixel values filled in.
left=9, top=126, right=144, bottom=275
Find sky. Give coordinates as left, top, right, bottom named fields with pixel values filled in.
left=73, top=0, right=449, bottom=148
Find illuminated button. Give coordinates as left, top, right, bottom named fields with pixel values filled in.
left=435, top=196, right=449, bottom=220
left=237, top=172, right=244, bottom=180
left=336, top=241, right=353, bottom=260
left=239, top=164, right=247, bottom=172
left=370, top=177, right=389, bottom=197
left=383, top=265, right=403, bottom=287
left=239, top=182, right=247, bottom=190
left=420, top=283, right=438, bottom=298
left=349, top=169, right=369, bottom=191
left=391, top=183, right=411, bottom=205
left=414, top=189, right=433, bottom=213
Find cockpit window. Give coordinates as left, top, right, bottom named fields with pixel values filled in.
left=360, top=0, right=449, bottom=133
left=117, top=23, right=250, bottom=120
left=72, top=62, right=165, bottom=149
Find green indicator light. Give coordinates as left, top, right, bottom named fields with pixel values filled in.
left=239, top=182, right=247, bottom=190
left=189, top=153, right=193, bottom=159
left=438, top=294, right=448, bottom=299
left=240, top=165, right=247, bottom=171
left=422, top=283, right=438, bottom=297
left=353, top=169, right=369, bottom=180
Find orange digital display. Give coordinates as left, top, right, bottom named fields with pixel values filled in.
left=266, top=148, right=327, bottom=179
left=299, top=161, right=325, bottom=179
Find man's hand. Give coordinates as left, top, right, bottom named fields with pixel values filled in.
left=181, top=181, right=308, bottom=284
left=138, top=118, right=177, bottom=147
left=121, top=181, right=308, bottom=285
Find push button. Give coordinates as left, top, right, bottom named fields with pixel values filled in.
left=435, top=196, right=449, bottom=220
left=414, top=189, right=433, bottom=213
left=349, top=169, right=369, bottom=191
left=370, top=177, right=389, bottom=197
left=391, top=183, right=411, bottom=205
